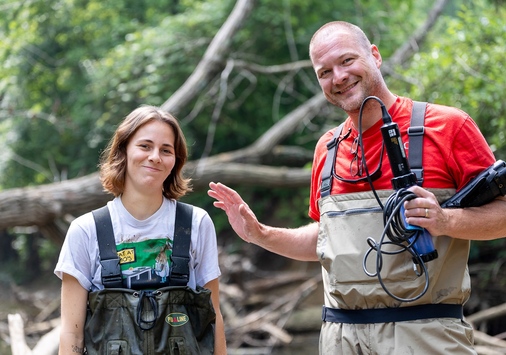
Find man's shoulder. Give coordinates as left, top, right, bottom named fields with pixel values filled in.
left=396, top=96, right=471, bottom=127
left=425, top=101, right=469, bottom=117
left=316, top=121, right=349, bottom=145
left=397, top=96, right=467, bottom=115
left=313, top=127, right=341, bottom=159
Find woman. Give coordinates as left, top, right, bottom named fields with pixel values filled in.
left=55, top=105, right=226, bottom=354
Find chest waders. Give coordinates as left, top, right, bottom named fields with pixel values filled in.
left=317, top=102, right=476, bottom=354
left=84, top=202, right=216, bottom=355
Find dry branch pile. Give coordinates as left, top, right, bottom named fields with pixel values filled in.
left=4, top=252, right=506, bottom=355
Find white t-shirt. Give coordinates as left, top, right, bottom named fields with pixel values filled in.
left=54, top=197, right=221, bottom=292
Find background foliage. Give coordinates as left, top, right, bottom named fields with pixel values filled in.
left=0, top=0, right=505, bottom=280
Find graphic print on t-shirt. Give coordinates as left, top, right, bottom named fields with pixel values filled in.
left=116, top=236, right=174, bottom=289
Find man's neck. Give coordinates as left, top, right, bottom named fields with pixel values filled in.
left=348, top=92, right=397, bottom=131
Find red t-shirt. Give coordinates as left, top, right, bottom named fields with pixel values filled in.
left=308, top=96, right=496, bottom=221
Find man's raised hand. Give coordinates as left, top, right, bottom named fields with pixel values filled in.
left=208, top=182, right=261, bottom=243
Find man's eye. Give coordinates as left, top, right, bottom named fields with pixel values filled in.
left=319, top=70, right=330, bottom=78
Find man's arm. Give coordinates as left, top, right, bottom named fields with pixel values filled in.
left=405, top=186, right=506, bottom=240
left=208, top=182, right=319, bottom=261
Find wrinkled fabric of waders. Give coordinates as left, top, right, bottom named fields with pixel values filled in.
left=317, top=189, right=477, bottom=355
left=84, top=285, right=215, bottom=355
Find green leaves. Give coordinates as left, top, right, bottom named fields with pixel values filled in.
left=1, top=0, right=505, bottom=191
left=390, top=0, right=506, bottom=158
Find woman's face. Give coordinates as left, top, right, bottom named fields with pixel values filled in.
left=124, top=120, right=176, bottom=195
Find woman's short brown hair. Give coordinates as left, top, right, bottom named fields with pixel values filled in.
left=99, top=105, right=192, bottom=199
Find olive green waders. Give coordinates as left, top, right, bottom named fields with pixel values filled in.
left=84, top=202, right=216, bottom=354
left=84, top=285, right=215, bottom=354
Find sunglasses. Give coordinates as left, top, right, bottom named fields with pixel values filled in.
left=333, top=128, right=384, bottom=184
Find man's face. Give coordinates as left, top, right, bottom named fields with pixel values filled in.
left=310, top=30, right=383, bottom=114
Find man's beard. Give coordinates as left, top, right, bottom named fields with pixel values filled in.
left=335, top=94, right=367, bottom=113
left=331, top=76, right=382, bottom=113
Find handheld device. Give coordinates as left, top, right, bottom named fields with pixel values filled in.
left=379, top=105, right=438, bottom=263
left=442, top=160, right=506, bottom=208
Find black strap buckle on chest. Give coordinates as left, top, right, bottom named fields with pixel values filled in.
left=93, top=201, right=193, bottom=289
left=320, top=124, right=345, bottom=198
left=320, top=101, right=427, bottom=196
left=169, top=202, right=193, bottom=286
left=408, top=101, right=427, bottom=186
left=92, top=206, right=123, bottom=288
left=322, top=304, right=463, bottom=324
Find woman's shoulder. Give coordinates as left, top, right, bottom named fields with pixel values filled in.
left=167, top=199, right=209, bottom=219
left=69, top=209, right=96, bottom=231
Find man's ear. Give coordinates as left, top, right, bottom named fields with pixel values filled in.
left=371, top=44, right=382, bottom=68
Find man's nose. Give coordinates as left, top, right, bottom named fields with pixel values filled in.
left=332, top=66, right=348, bottom=86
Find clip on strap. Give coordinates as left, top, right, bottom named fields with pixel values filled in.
left=169, top=202, right=193, bottom=286
left=93, top=206, right=123, bottom=288
left=320, top=123, right=346, bottom=198
left=408, top=101, right=427, bottom=186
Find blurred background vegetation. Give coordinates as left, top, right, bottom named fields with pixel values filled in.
left=0, top=0, right=505, bottom=295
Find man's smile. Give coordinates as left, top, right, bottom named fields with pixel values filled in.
left=336, top=81, right=358, bottom=94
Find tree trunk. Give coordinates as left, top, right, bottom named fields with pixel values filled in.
left=0, top=0, right=449, bottom=233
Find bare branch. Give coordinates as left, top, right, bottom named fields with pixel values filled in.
left=161, top=0, right=257, bottom=115
left=0, top=0, right=451, bottom=231
left=233, top=59, right=312, bottom=74
left=383, top=0, right=450, bottom=71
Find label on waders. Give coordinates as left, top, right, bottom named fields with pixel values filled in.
left=166, top=312, right=189, bottom=327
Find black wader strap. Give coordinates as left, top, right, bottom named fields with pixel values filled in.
left=408, top=101, right=427, bottom=186
left=320, top=123, right=347, bottom=198
left=169, top=201, right=193, bottom=286
left=92, top=206, right=123, bottom=288
left=322, top=304, right=463, bottom=324
left=93, top=201, right=194, bottom=288
left=321, top=102, right=426, bottom=195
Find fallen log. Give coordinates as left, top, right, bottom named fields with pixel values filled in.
left=468, top=302, right=506, bottom=326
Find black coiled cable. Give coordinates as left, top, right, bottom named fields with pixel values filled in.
left=356, top=96, right=431, bottom=302
left=362, top=188, right=430, bottom=302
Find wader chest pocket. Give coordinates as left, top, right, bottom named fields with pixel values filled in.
left=107, top=340, right=129, bottom=355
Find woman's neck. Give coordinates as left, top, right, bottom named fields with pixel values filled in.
left=120, top=191, right=164, bottom=220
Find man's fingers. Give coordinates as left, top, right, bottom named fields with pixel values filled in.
left=209, top=182, right=247, bottom=205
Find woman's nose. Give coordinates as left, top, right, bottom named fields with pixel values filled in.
left=149, top=150, right=161, bottom=162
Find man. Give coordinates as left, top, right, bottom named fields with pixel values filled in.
left=208, top=21, right=506, bottom=354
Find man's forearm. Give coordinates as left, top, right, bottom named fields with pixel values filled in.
left=254, top=222, right=320, bottom=262
left=444, top=197, right=506, bottom=240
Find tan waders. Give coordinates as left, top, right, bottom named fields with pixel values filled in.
left=317, top=190, right=476, bottom=355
